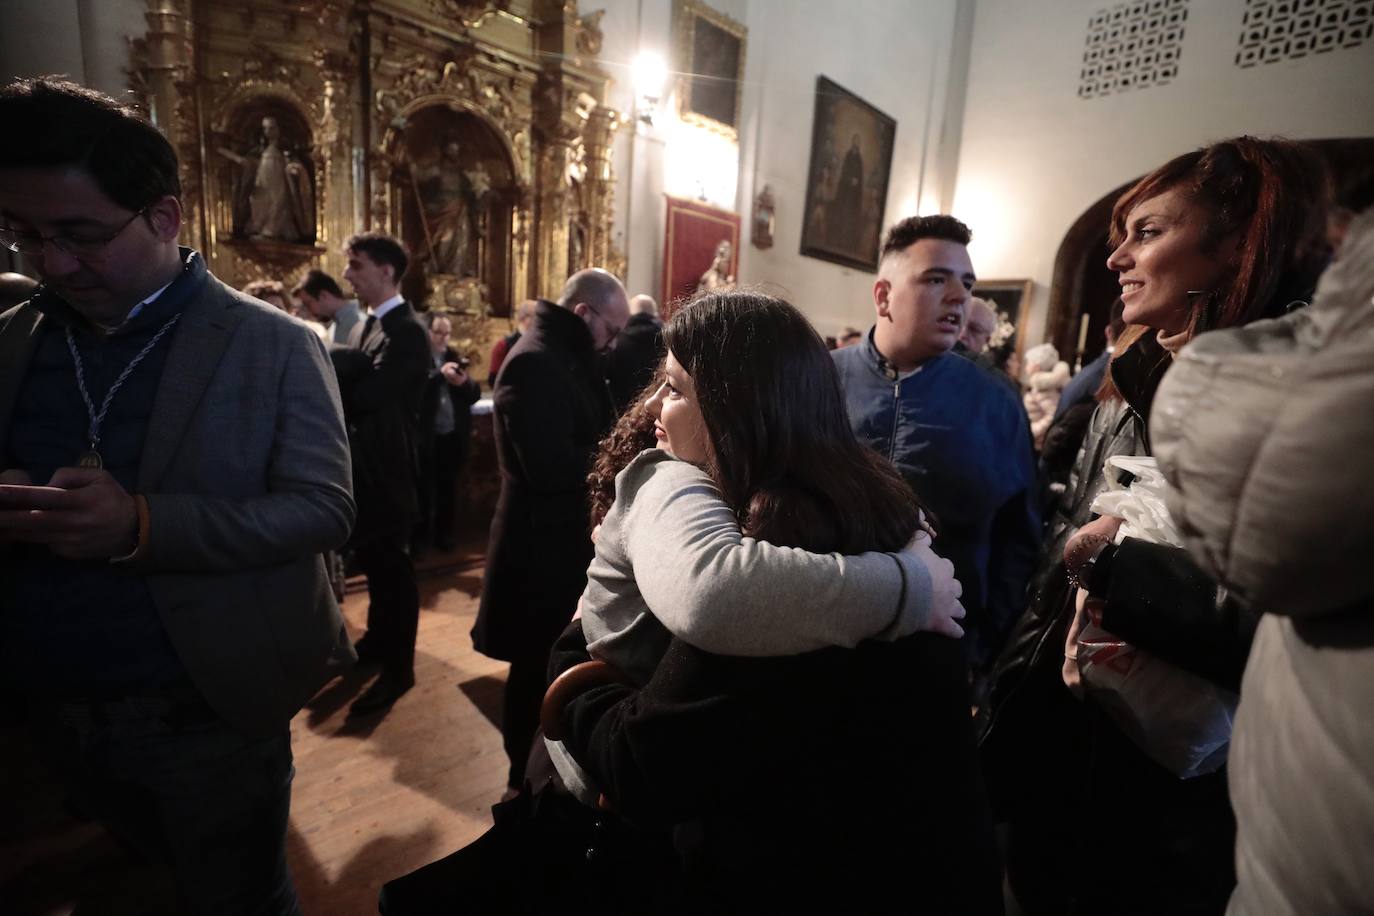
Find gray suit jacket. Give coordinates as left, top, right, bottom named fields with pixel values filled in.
left=330, top=299, right=362, bottom=345
left=0, top=274, right=356, bottom=736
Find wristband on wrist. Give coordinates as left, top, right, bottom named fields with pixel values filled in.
left=110, top=494, right=150, bottom=564
left=1066, top=533, right=1111, bottom=590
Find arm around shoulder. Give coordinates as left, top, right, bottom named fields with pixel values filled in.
left=617, top=451, right=935, bottom=655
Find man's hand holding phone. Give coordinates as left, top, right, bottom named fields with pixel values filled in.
left=440, top=360, right=470, bottom=386
left=0, top=467, right=139, bottom=559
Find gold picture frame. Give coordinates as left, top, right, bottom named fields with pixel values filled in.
left=972, top=278, right=1034, bottom=354
left=674, top=0, right=747, bottom=140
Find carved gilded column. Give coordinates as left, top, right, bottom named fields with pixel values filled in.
left=313, top=48, right=354, bottom=263
left=583, top=105, right=623, bottom=278
left=533, top=133, right=573, bottom=295
left=135, top=0, right=203, bottom=250
left=531, top=63, right=578, bottom=296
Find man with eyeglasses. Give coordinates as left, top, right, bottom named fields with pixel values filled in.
left=472, top=267, right=627, bottom=798
left=0, top=78, right=353, bottom=914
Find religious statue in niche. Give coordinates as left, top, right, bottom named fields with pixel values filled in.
left=396, top=106, right=517, bottom=315
left=217, top=115, right=315, bottom=243
left=409, top=137, right=487, bottom=277
left=695, top=239, right=735, bottom=293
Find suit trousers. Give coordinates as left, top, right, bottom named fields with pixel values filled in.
left=355, top=536, right=420, bottom=684
left=416, top=430, right=464, bottom=549
left=26, top=691, right=300, bottom=915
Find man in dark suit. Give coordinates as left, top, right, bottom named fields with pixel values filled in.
left=473, top=268, right=628, bottom=795
left=336, top=232, right=430, bottom=717
left=605, top=292, right=664, bottom=413
left=416, top=311, right=481, bottom=553
left=0, top=77, right=353, bottom=913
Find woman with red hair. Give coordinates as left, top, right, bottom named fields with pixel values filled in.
left=982, top=136, right=1330, bottom=916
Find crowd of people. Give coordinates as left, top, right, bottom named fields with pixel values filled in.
left=1, top=75, right=1371, bottom=916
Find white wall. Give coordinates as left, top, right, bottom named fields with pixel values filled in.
left=736, top=0, right=967, bottom=334
left=954, top=0, right=1374, bottom=344
left=600, top=0, right=970, bottom=335
left=0, top=0, right=145, bottom=96
left=0, top=1, right=87, bottom=85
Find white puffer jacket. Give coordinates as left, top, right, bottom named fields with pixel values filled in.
left=1151, top=207, right=1374, bottom=916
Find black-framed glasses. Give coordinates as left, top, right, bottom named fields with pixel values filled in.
left=585, top=301, right=625, bottom=347
left=0, top=208, right=148, bottom=259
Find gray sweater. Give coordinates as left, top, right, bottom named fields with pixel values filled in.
left=549, top=448, right=936, bottom=803
left=581, top=448, right=935, bottom=683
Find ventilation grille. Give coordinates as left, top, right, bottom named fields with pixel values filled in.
left=1079, top=0, right=1190, bottom=98
left=1236, top=0, right=1373, bottom=67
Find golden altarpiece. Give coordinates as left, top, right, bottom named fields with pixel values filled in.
left=129, top=0, right=624, bottom=362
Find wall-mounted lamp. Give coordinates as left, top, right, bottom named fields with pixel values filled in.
left=632, top=51, right=667, bottom=126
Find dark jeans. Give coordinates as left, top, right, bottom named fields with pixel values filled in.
left=27, top=691, right=300, bottom=915
left=355, top=535, right=420, bottom=684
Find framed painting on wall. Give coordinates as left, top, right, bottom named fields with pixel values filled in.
left=799, top=76, right=896, bottom=273
left=972, top=278, right=1034, bottom=354
left=662, top=195, right=740, bottom=318
left=674, top=0, right=747, bottom=137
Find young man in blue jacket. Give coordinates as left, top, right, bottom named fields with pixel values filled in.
left=832, top=215, right=1040, bottom=673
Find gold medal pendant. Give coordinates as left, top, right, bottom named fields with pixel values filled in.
left=77, top=449, right=103, bottom=469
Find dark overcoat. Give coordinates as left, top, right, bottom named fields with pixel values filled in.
left=473, top=300, right=615, bottom=662
left=605, top=312, right=663, bottom=412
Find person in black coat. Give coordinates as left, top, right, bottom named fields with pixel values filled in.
left=334, top=233, right=430, bottom=718
left=415, top=312, right=481, bottom=553
left=982, top=137, right=1328, bottom=916
left=605, top=294, right=664, bottom=413
left=1037, top=300, right=1125, bottom=514
left=473, top=269, right=628, bottom=793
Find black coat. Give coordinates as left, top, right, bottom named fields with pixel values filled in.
left=473, top=301, right=615, bottom=662
left=980, top=335, right=1252, bottom=916
left=331, top=302, right=430, bottom=546
left=550, top=620, right=1004, bottom=914
left=605, top=312, right=664, bottom=413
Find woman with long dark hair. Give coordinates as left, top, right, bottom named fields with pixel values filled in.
left=544, top=291, right=1002, bottom=913
left=380, top=292, right=992, bottom=915
left=981, top=136, right=1330, bottom=916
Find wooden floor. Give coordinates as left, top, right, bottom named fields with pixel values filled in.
left=0, top=549, right=512, bottom=916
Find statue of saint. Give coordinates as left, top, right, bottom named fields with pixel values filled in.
left=218, top=116, right=314, bottom=243
left=414, top=139, right=479, bottom=277
left=695, top=239, right=736, bottom=293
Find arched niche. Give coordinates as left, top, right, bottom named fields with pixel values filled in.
left=1046, top=137, right=1374, bottom=368
left=211, top=97, right=318, bottom=248
left=1045, top=177, right=1135, bottom=368
left=386, top=104, right=520, bottom=317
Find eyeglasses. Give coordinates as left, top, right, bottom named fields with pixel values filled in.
left=585, top=301, right=625, bottom=347
left=0, top=208, right=148, bottom=259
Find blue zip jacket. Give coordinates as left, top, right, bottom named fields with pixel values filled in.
left=833, top=331, right=1041, bottom=666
